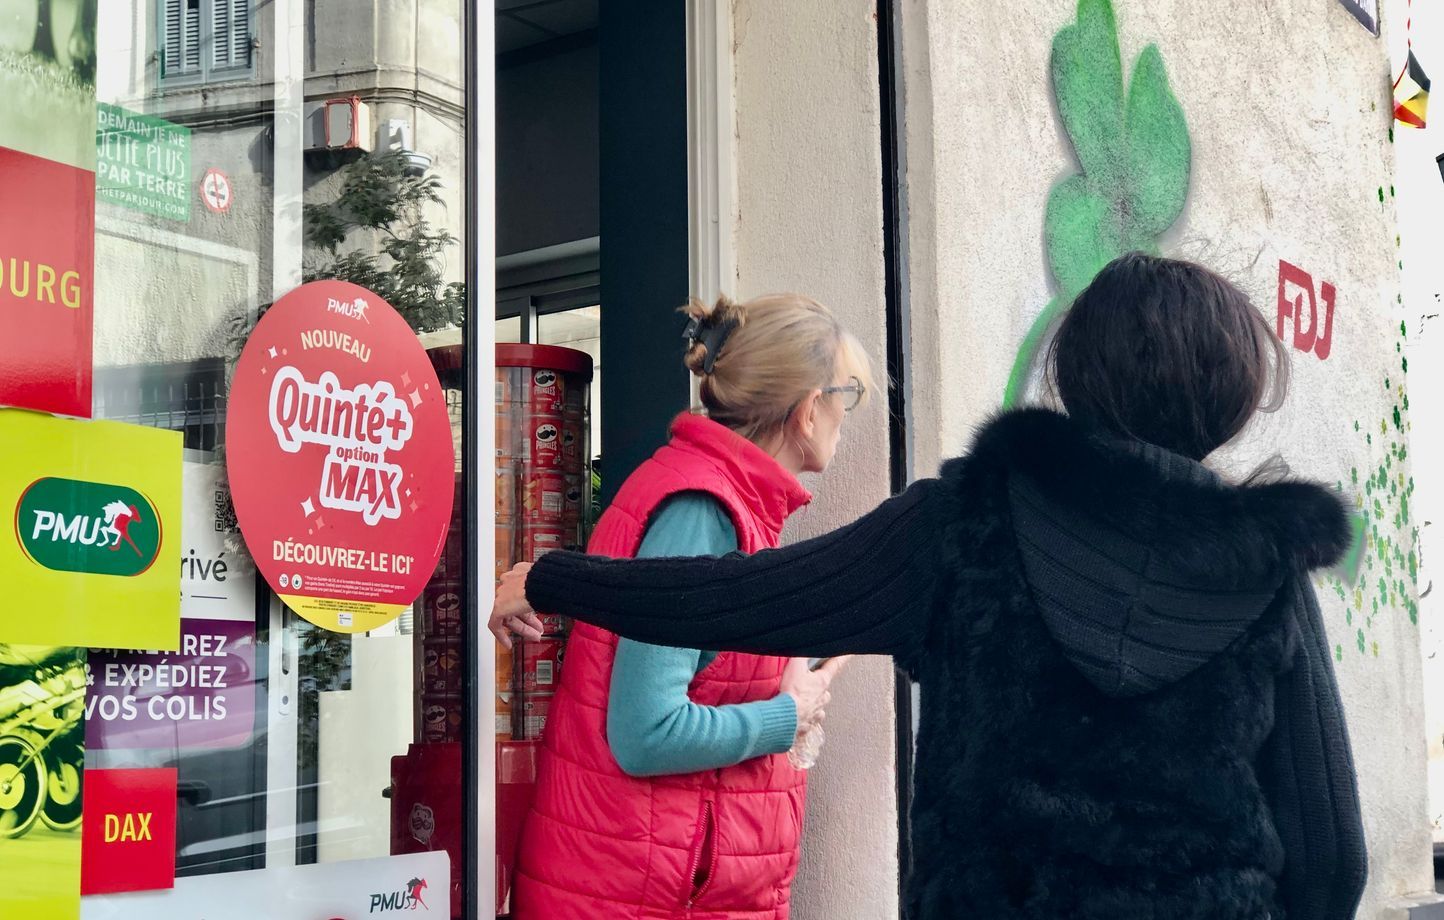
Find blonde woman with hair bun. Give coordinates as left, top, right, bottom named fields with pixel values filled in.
left=491, top=292, right=873, bottom=919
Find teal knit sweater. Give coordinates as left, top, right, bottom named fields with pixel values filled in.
left=605, top=493, right=798, bottom=776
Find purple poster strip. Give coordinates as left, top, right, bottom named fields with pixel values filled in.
left=85, top=618, right=256, bottom=751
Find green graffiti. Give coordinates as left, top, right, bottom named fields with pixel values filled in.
left=1004, top=0, right=1191, bottom=406
left=1335, top=511, right=1368, bottom=584
left=1325, top=318, right=1419, bottom=654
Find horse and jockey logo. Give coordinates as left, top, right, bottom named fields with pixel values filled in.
left=406, top=878, right=428, bottom=910
left=367, top=876, right=430, bottom=912
left=15, top=478, right=162, bottom=576
left=101, top=500, right=144, bottom=555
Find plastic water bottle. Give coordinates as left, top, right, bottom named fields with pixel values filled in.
left=787, top=724, right=825, bottom=771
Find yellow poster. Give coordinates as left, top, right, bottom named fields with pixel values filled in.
left=0, top=410, right=181, bottom=650
left=0, top=644, right=85, bottom=920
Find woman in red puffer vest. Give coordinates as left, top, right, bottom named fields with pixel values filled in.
left=490, top=293, right=873, bottom=919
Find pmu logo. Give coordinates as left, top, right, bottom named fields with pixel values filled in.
left=369, top=876, right=429, bottom=913
left=15, top=478, right=162, bottom=577
left=327, top=295, right=373, bottom=322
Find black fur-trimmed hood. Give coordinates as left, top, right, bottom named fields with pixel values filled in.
left=957, top=408, right=1351, bottom=698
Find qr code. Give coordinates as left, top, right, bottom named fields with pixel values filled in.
left=214, top=488, right=238, bottom=533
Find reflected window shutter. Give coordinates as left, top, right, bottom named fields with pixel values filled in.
left=210, top=0, right=249, bottom=70
left=211, top=0, right=229, bottom=68
left=183, top=0, right=201, bottom=72
left=163, top=0, right=183, bottom=75
left=231, top=0, right=250, bottom=68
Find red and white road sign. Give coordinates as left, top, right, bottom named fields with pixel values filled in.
left=200, top=168, right=232, bottom=214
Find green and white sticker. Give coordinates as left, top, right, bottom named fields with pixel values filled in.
left=96, top=103, right=191, bottom=221
left=16, top=477, right=163, bottom=577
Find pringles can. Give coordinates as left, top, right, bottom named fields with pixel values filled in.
left=522, top=469, right=566, bottom=523
left=525, top=367, right=565, bottom=415
left=520, top=523, right=565, bottom=562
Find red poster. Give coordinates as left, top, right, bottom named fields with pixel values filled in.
left=81, top=768, right=177, bottom=895
left=0, top=146, right=94, bottom=417
left=226, top=281, right=455, bottom=633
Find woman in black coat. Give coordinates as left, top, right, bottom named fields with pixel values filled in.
left=494, top=253, right=1367, bottom=920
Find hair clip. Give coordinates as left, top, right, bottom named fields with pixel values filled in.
left=700, top=318, right=738, bottom=374
left=682, top=315, right=738, bottom=374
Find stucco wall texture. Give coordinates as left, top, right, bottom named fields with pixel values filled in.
left=902, top=0, right=1434, bottom=916
left=732, top=2, right=900, bottom=918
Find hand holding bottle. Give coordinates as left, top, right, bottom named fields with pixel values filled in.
left=780, top=656, right=851, bottom=770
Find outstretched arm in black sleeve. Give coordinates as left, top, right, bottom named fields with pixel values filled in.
left=523, top=479, right=944, bottom=666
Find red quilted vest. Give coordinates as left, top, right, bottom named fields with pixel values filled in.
left=512, top=413, right=812, bottom=920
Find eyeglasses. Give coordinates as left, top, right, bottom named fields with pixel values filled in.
left=820, top=376, right=866, bottom=412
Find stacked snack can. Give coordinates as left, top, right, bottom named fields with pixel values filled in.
left=494, top=345, right=592, bottom=741
left=417, top=475, right=467, bottom=744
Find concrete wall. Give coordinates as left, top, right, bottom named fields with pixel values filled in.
left=94, top=2, right=273, bottom=368
left=315, top=0, right=468, bottom=288
left=901, top=0, right=1435, bottom=914
left=92, top=0, right=467, bottom=370
left=731, top=3, right=899, bottom=918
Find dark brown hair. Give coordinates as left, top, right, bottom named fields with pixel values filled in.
left=1047, top=252, right=1289, bottom=461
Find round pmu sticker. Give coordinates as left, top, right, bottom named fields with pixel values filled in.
left=226, top=281, right=455, bottom=633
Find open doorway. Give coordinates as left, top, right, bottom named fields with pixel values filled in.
left=489, top=3, right=696, bottom=915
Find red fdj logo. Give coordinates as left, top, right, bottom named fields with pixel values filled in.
left=1276, top=259, right=1336, bottom=361
left=369, top=877, right=429, bottom=912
